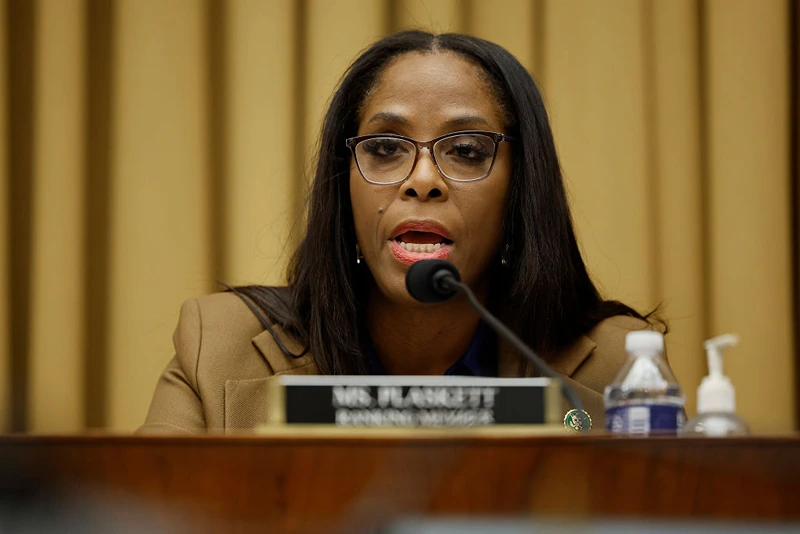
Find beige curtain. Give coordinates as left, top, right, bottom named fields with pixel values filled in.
left=2, top=0, right=796, bottom=433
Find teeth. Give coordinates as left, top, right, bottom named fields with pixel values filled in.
left=398, top=241, right=445, bottom=253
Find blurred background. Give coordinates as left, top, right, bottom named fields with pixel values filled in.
left=1, top=0, right=797, bottom=433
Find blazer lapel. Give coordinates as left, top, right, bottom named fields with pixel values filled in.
left=223, top=326, right=318, bottom=432
left=251, top=325, right=316, bottom=373
left=549, top=335, right=597, bottom=377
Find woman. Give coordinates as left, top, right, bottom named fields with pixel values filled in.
left=139, top=31, right=663, bottom=434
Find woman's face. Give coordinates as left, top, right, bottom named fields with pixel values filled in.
left=350, top=51, right=511, bottom=306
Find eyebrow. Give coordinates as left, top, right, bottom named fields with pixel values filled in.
left=366, top=112, right=410, bottom=126
left=366, top=112, right=492, bottom=128
left=443, top=115, right=491, bottom=128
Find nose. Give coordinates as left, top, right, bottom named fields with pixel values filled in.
left=400, top=147, right=449, bottom=201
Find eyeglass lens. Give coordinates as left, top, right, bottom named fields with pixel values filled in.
left=355, top=133, right=496, bottom=183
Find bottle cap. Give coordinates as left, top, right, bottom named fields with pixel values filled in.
left=625, top=330, right=664, bottom=357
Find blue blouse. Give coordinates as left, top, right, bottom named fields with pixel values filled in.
left=365, top=321, right=498, bottom=376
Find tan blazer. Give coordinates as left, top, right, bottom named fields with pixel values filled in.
left=139, top=292, right=655, bottom=434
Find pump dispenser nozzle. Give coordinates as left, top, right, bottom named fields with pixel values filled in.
left=703, top=334, right=739, bottom=379
left=697, top=334, right=739, bottom=414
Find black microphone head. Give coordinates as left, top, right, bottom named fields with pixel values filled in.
left=405, top=260, right=461, bottom=303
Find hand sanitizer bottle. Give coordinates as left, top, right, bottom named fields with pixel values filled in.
left=681, top=334, right=750, bottom=437
left=604, top=331, right=685, bottom=435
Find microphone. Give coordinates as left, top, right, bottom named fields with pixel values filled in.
left=404, top=259, right=461, bottom=303
left=406, top=259, right=589, bottom=431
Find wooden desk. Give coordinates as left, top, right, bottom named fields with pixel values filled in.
left=1, top=433, right=799, bottom=532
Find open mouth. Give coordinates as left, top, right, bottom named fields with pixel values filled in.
left=393, top=231, right=454, bottom=253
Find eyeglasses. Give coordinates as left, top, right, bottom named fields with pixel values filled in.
left=345, top=130, right=512, bottom=185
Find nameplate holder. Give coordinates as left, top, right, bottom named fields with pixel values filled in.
left=266, top=375, right=562, bottom=428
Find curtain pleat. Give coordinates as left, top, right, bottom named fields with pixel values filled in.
left=471, top=0, right=538, bottom=75
left=107, top=0, right=213, bottom=429
left=0, top=0, right=8, bottom=433
left=28, top=0, right=86, bottom=432
left=223, top=0, right=296, bottom=286
left=649, top=0, right=706, bottom=422
left=394, top=0, right=466, bottom=33
left=705, top=0, right=793, bottom=432
left=1, top=0, right=796, bottom=432
left=7, top=0, right=35, bottom=434
left=543, top=0, right=657, bottom=310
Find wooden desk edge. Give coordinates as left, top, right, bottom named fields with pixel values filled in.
left=1, top=432, right=798, bottom=448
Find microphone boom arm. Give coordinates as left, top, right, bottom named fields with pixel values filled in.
left=439, top=274, right=586, bottom=414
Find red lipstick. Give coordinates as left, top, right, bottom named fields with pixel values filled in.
left=388, top=220, right=454, bottom=265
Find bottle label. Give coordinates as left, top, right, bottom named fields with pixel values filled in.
left=605, top=405, right=684, bottom=435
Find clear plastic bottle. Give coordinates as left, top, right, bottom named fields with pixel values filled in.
left=681, top=334, right=750, bottom=437
left=681, top=412, right=750, bottom=437
left=604, top=331, right=685, bottom=436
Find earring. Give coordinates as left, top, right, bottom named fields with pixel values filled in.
left=501, top=242, right=511, bottom=267
left=356, top=243, right=364, bottom=265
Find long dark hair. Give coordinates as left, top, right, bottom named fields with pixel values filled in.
left=237, top=30, right=653, bottom=374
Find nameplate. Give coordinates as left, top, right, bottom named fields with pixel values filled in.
left=266, top=376, right=561, bottom=428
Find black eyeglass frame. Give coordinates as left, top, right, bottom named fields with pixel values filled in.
left=345, top=130, right=513, bottom=185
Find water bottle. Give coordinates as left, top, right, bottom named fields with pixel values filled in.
left=604, top=331, right=685, bottom=435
